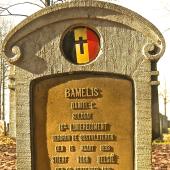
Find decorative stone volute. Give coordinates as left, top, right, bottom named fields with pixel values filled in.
left=3, top=0, right=165, bottom=67
left=2, top=1, right=165, bottom=170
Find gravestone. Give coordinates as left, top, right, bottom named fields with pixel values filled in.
left=3, top=1, right=165, bottom=170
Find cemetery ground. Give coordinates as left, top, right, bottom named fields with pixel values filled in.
left=0, top=133, right=170, bottom=170
left=0, top=136, right=16, bottom=170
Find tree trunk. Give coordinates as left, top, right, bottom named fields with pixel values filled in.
left=45, top=0, right=51, bottom=6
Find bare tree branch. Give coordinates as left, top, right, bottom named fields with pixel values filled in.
left=0, top=14, right=28, bottom=17
left=0, top=6, right=12, bottom=15
left=6, top=2, right=44, bottom=9
left=39, top=0, right=46, bottom=6
left=159, top=81, right=170, bottom=116
left=163, top=28, right=170, bottom=33
left=0, top=2, right=43, bottom=17
left=53, top=0, right=65, bottom=4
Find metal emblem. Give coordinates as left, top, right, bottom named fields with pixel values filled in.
left=62, top=27, right=100, bottom=64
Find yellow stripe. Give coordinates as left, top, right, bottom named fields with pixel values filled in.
left=75, top=43, right=89, bottom=64
left=74, top=28, right=87, bottom=40
left=74, top=28, right=89, bottom=64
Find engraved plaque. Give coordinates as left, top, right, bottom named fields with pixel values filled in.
left=32, top=73, right=134, bottom=170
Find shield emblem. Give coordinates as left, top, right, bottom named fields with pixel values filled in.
left=62, top=27, right=100, bottom=64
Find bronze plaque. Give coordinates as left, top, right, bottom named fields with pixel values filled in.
left=32, top=73, right=134, bottom=170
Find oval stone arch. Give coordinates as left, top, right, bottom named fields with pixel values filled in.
left=30, top=72, right=134, bottom=170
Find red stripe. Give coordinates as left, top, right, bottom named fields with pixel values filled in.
left=87, top=29, right=100, bottom=61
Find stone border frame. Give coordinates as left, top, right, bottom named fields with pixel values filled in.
left=2, top=1, right=165, bottom=170
left=30, top=71, right=135, bottom=170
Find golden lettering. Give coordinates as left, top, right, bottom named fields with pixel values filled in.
left=71, top=123, right=111, bottom=131
left=55, top=167, right=114, bottom=170
left=52, top=135, right=80, bottom=142
left=75, top=168, right=101, bottom=170
left=52, top=156, right=69, bottom=164
left=71, top=101, right=96, bottom=110
left=72, top=113, right=93, bottom=120
left=97, top=154, right=118, bottom=164
left=100, top=145, right=114, bottom=152
left=69, top=145, right=76, bottom=152
left=80, top=134, right=116, bottom=141
left=65, top=88, right=71, bottom=98
left=78, top=156, right=91, bottom=164
left=80, top=145, right=96, bottom=152
left=55, top=146, right=66, bottom=152
left=59, top=124, right=69, bottom=131
left=65, top=88, right=100, bottom=98
left=93, top=88, right=100, bottom=97
left=56, top=168, right=66, bottom=170
left=73, top=135, right=79, bottom=141
left=56, top=168, right=74, bottom=170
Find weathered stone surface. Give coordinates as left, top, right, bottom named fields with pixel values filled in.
left=0, top=121, right=5, bottom=136
left=8, top=65, right=16, bottom=138
left=2, top=0, right=165, bottom=170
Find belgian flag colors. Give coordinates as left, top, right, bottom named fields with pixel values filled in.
left=62, top=27, right=100, bottom=64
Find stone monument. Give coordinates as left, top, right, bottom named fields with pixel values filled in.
left=3, top=1, right=165, bottom=170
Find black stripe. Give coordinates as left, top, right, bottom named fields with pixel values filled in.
left=62, top=30, right=77, bottom=63
left=75, top=37, right=87, bottom=54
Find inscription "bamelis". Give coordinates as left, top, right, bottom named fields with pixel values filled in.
left=65, top=88, right=100, bottom=98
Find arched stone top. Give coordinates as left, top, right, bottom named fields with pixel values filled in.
left=3, top=0, right=165, bottom=63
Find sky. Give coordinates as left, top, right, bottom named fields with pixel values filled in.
left=1, top=0, right=170, bottom=118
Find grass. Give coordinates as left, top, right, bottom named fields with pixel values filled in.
left=153, top=128, right=170, bottom=144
